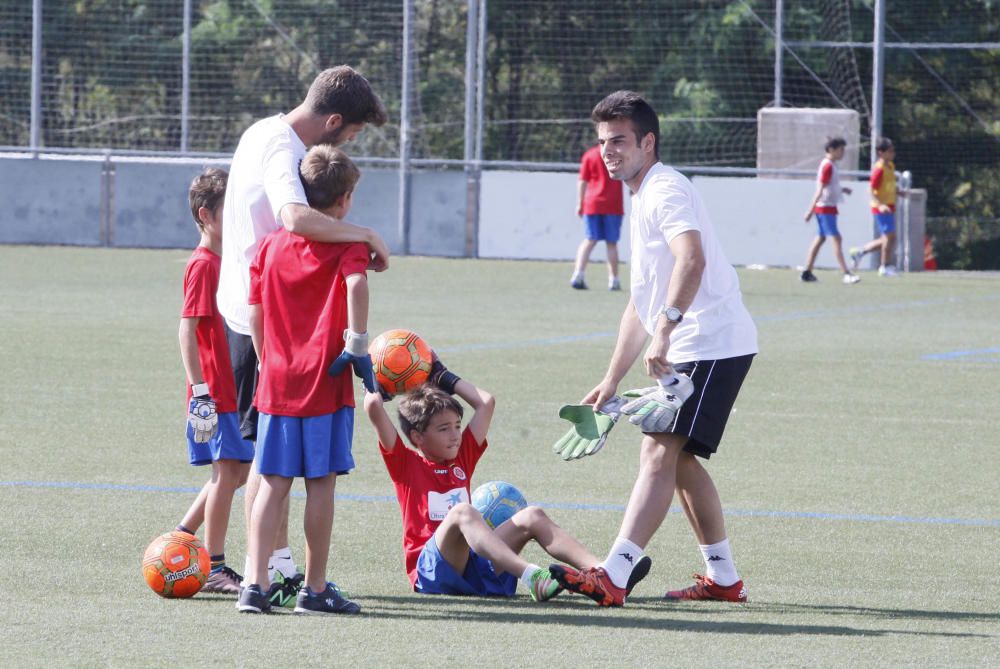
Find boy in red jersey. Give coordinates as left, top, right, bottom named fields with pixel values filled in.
left=175, top=168, right=255, bottom=595
left=850, top=137, right=907, bottom=276
left=364, top=372, right=650, bottom=602
left=239, top=146, right=371, bottom=615
left=571, top=142, right=625, bottom=290
left=800, top=137, right=860, bottom=285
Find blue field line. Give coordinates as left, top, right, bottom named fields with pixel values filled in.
left=922, top=347, right=1000, bottom=363
left=4, top=479, right=998, bottom=528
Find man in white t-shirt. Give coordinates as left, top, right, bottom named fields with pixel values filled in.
left=216, top=65, right=389, bottom=605
left=550, top=90, right=758, bottom=607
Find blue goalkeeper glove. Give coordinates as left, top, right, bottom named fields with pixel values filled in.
left=328, top=330, right=376, bottom=393
left=552, top=396, right=627, bottom=461
left=187, top=391, right=218, bottom=444
left=619, top=374, right=695, bottom=433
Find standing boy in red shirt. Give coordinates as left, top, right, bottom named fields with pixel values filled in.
left=572, top=143, right=625, bottom=291
left=240, top=146, right=372, bottom=615
left=176, top=168, right=255, bottom=595
left=850, top=137, right=907, bottom=276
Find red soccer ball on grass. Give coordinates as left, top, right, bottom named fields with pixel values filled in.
left=142, top=531, right=210, bottom=598
left=369, top=329, right=434, bottom=396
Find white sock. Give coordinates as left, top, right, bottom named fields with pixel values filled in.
left=270, top=547, right=297, bottom=579
left=571, top=271, right=584, bottom=282
left=600, top=537, right=644, bottom=589
left=700, top=538, right=739, bottom=586
left=519, top=564, right=542, bottom=587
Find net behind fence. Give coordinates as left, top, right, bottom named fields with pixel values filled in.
left=0, top=0, right=997, bottom=266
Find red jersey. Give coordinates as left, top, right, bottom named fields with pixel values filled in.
left=248, top=231, right=370, bottom=417
left=379, top=428, right=488, bottom=587
left=814, top=159, right=840, bottom=215
left=579, top=145, right=624, bottom=216
left=181, top=247, right=237, bottom=412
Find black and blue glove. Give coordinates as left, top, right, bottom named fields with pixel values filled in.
left=328, top=330, right=376, bottom=393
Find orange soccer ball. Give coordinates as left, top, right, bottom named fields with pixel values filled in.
left=369, top=329, right=434, bottom=396
left=142, top=531, right=210, bottom=598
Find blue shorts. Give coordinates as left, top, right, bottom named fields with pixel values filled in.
left=256, top=408, right=355, bottom=479
left=875, top=212, right=896, bottom=234
left=585, top=214, right=623, bottom=242
left=414, top=535, right=517, bottom=597
left=187, top=411, right=255, bottom=466
left=815, top=213, right=840, bottom=237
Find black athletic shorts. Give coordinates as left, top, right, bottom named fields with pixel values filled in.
left=225, top=324, right=259, bottom=441
left=663, top=354, right=754, bottom=459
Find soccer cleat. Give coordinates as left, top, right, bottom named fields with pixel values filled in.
left=549, top=564, right=625, bottom=607
left=879, top=265, right=898, bottom=277
left=663, top=573, right=747, bottom=603
left=268, top=570, right=304, bottom=609
left=294, top=582, right=361, bottom=615
left=799, top=270, right=818, bottom=282
left=202, top=565, right=243, bottom=595
left=849, top=247, right=863, bottom=271
left=236, top=584, right=272, bottom=613
left=527, top=568, right=563, bottom=602
left=842, top=273, right=861, bottom=285
left=570, top=278, right=588, bottom=290
left=625, top=555, right=652, bottom=597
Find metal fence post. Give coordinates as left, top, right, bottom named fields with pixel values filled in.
left=398, top=0, right=414, bottom=255
left=773, top=0, right=783, bottom=107
left=870, top=0, right=885, bottom=165
left=30, top=0, right=42, bottom=154
left=463, top=0, right=478, bottom=258
left=181, top=0, right=191, bottom=152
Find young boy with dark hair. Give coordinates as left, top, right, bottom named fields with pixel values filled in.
left=850, top=137, right=907, bottom=276
left=800, top=137, right=860, bottom=284
left=364, top=369, right=651, bottom=602
left=176, top=167, right=254, bottom=595
left=238, top=146, right=371, bottom=615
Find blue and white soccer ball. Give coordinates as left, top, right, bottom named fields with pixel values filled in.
left=471, top=480, right=527, bottom=529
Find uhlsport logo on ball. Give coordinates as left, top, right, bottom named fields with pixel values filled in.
left=472, top=481, right=527, bottom=529
left=142, top=531, right=210, bottom=598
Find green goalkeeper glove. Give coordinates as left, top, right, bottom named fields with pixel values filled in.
left=552, top=396, right=627, bottom=461
left=620, top=374, right=695, bottom=433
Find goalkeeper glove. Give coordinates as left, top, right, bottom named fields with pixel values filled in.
left=328, top=330, right=376, bottom=393
left=619, top=374, right=695, bottom=434
left=552, top=396, right=627, bottom=461
left=188, top=392, right=218, bottom=444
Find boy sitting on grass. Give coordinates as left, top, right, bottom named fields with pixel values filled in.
left=364, top=364, right=651, bottom=601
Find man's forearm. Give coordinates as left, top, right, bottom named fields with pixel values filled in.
left=280, top=203, right=372, bottom=244
left=605, top=302, right=648, bottom=385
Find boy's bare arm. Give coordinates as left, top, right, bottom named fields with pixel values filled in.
left=363, top=392, right=400, bottom=451
left=454, top=379, right=495, bottom=445
left=248, top=304, right=263, bottom=361
left=280, top=204, right=389, bottom=271
left=345, top=273, right=369, bottom=336
left=178, top=317, right=205, bottom=387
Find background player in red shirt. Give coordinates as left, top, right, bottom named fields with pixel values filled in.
left=175, top=168, right=255, bottom=595
left=850, top=137, right=907, bottom=277
left=572, top=143, right=625, bottom=291
left=364, top=366, right=650, bottom=602
left=800, top=137, right=860, bottom=284
left=240, top=146, right=371, bottom=615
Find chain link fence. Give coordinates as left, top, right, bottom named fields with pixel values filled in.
left=1, top=1, right=997, bottom=265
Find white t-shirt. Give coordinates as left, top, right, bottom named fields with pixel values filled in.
left=629, top=163, right=758, bottom=363
left=816, top=158, right=843, bottom=209
left=217, top=115, right=309, bottom=334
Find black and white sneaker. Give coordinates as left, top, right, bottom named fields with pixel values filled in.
left=294, top=582, right=361, bottom=615
left=236, top=584, right=271, bottom=614
left=625, top=555, right=652, bottom=597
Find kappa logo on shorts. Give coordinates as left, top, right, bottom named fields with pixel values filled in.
left=452, top=466, right=467, bottom=481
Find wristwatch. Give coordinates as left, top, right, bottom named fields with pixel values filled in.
left=661, top=306, right=684, bottom=324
